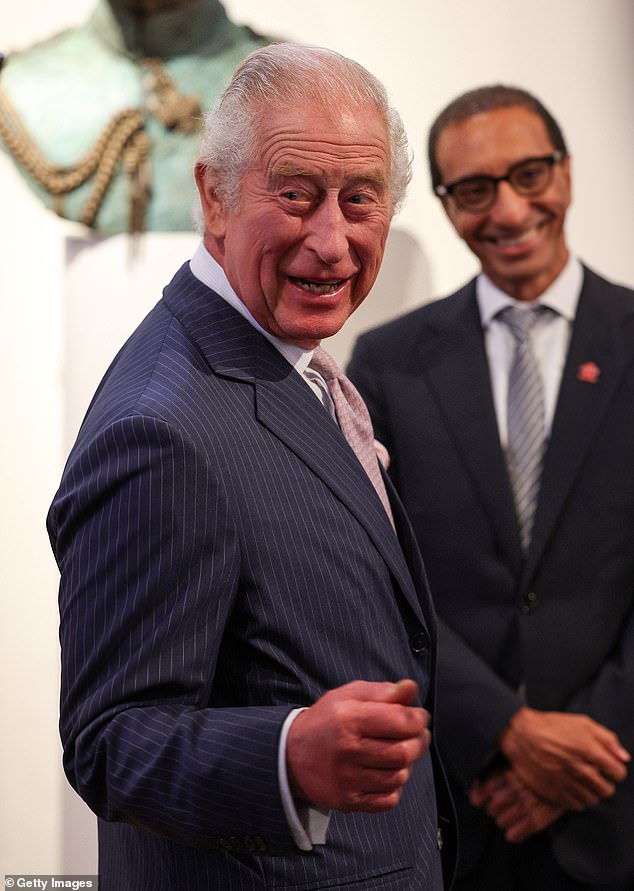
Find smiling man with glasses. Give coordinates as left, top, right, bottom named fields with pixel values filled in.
left=348, top=84, right=634, bottom=890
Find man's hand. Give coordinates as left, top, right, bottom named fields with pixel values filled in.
left=286, top=679, right=430, bottom=813
left=470, top=768, right=564, bottom=842
left=499, top=707, right=630, bottom=810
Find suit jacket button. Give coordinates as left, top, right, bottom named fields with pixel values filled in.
left=410, top=630, right=429, bottom=654
left=521, top=592, right=538, bottom=614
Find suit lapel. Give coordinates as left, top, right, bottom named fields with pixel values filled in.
left=527, top=267, right=634, bottom=573
left=415, top=283, right=522, bottom=564
left=254, top=349, right=426, bottom=622
left=163, top=264, right=425, bottom=622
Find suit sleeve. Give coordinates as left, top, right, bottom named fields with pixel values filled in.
left=48, top=413, right=297, bottom=852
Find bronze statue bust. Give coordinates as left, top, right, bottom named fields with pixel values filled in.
left=0, top=0, right=268, bottom=234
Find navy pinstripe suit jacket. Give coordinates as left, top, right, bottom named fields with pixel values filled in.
left=47, top=263, right=455, bottom=890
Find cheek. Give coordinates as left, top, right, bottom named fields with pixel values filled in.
left=445, top=206, right=480, bottom=244
left=554, top=191, right=571, bottom=220
left=360, top=224, right=390, bottom=264
left=454, top=218, right=482, bottom=247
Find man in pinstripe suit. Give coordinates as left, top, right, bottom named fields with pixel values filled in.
left=47, top=44, right=455, bottom=889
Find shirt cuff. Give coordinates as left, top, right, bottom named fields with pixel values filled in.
left=278, top=708, right=330, bottom=851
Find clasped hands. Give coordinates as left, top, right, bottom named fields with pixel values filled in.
left=286, top=679, right=430, bottom=813
left=469, top=707, right=631, bottom=843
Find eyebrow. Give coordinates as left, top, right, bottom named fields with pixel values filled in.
left=269, top=163, right=387, bottom=190
left=453, top=154, right=552, bottom=182
left=270, top=163, right=315, bottom=179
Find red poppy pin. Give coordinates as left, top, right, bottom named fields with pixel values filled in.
left=577, top=361, right=601, bottom=383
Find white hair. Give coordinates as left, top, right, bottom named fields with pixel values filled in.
left=196, top=42, right=411, bottom=217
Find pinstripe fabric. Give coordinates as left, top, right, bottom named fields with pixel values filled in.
left=48, top=263, right=453, bottom=890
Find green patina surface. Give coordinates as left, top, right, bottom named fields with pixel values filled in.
left=0, top=0, right=270, bottom=233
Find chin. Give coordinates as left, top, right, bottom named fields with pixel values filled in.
left=280, top=312, right=351, bottom=346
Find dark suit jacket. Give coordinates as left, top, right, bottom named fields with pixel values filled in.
left=348, top=265, right=634, bottom=884
left=47, top=263, right=456, bottom=891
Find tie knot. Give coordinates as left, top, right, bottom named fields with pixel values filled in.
left=498, top=304, right=548, bottom=343
left=309, top=345, right=340, bottom=382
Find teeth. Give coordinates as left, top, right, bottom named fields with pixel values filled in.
left=293, top=278, right=343, bottom=294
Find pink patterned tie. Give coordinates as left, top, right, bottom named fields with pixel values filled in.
left=310, top=345, right=395, bottom=527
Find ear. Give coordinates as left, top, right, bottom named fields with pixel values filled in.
left=195, top=162, right=228, bottom=244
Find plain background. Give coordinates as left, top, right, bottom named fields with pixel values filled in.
left=1, top=0, right=632, bottom=874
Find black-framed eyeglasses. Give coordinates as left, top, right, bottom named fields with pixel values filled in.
left=434, top=151, right=565, bottom=212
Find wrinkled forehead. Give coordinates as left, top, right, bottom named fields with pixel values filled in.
left=250, top=99, right=391, bottom=174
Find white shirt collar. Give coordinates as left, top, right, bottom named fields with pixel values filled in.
left=476, top=255, right=583, bottom=328
left=189, top=241, right=313, bottom=375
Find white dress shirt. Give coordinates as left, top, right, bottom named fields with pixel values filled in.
left=189, top=242, right=329, bottom=850
left=476, top=256, right=583, bottom=446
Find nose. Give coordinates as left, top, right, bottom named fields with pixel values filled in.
left=488, top=180, right=531, bottom=227
left=304, top=195, right=349, bottom=264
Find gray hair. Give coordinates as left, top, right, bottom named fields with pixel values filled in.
left=197, top=42, right=411, bottom=217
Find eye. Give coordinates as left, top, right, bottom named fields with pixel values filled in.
left=455, top=178, right=491, bottom=201
left=342, top=190, right=380, bottom=217
left=513, top=162, right=548, bottom=190
left=278, top=187, right=314, bottom=213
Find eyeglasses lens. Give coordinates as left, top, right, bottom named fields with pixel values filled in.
left=453, top=158, right=553, bottom=211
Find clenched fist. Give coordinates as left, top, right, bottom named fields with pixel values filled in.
left=286, top=679, right=431, bottom=813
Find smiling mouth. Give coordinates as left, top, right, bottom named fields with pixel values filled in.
left=290, top=276, right=345, bottom=295
left=489, top=224, right=544, bottom=249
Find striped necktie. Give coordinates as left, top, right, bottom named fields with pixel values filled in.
left=499, top=304, right=550, bottom=551
left=309, top=345, right=394, bottom=527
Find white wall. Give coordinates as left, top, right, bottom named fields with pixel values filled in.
left=1, top=0, right=632, bottom=876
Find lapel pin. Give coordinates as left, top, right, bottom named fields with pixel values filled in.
left=577, top=361, right=601, bottom=383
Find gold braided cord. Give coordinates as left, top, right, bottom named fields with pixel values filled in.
left=0, top=57, right=201, bottom=233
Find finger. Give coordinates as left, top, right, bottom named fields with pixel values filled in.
left=337, top=680, right=428, bottom=739
left=469, top=783, right=486, bottom=808
left=512, top=762, right=599, bottom=810
left=505, top=814, right=541, bottom=844
left=469, top=771, right=509, bottom=807
left=343, top=678, right=420, bottom=706
left=504, top=802, right=564, bottom=842
left=556, top=782, right=601, bottom=811
left=587, top=747, right=630, bottom=783
left=570, top=762, right=617, bottom=799
left=489, top=798, right=527, bottom=827
left=589, top=724, right=631, bottom=764
left=356, top=701, right=430, bottom=743
left=483, top=785, right=520, bottom=820
left=345, top=764, right=413, bottom=795
left=339, top=787, right=404, bottom=814
left=469, top=783, right=498, bottom=808
left=381, top=678, right=420, bottom=706
left=354, top=734, right=429, bottom=771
